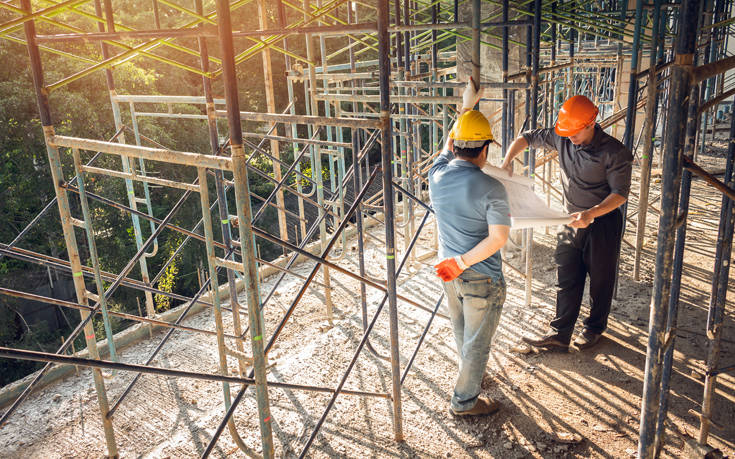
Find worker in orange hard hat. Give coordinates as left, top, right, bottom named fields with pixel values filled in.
left=428, top=79, right=510, bottom=417
left=501, top=94, right=633, bottom=351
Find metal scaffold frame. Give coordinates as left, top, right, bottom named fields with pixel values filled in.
left=0, top=0, right=734, bottom=458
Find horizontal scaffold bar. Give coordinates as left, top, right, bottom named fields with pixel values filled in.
left=81, top=164, right=201, bottom=192
left=49, top=135, right=233, bottom=171
left=35, top=26, right=218, bottom=42
left=244, top=133, right=351, bottom=148
left=214, top=110, right=380, bottom=128
left=390, top=81, right=529, bottom=89
left=112, top=94, right=227, bottom=105
left=316, top=94, right=461, bottom=104
left=316, top=94, right=504, bottom=104
left=133, top=112, right=208, bottom=120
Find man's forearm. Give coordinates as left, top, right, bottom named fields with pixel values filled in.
left=501, top=136, right=529, bottom=169
left=585, top=193, right=627, bottom=219
left=461, top=226, right=510, bottom=266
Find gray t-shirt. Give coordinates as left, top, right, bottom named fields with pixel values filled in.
left=522, top=125, right=633, bottom=213
left=428, top=150, right=511, bottom=280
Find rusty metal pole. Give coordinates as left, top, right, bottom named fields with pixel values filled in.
left=20, top=0, right=118, bottom=456
left=638, top=0, right=700, bottom=456
left=214, top=0, right=274, bottom=456
left=698, top=97, right=735, bottom=446
left=378, top=0, right=404, bottom=442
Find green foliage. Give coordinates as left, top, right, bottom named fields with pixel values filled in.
left=0, top=0, right=360, bottom=386
left=296, top=162, right=330, bottom=188
left=154, top=241, right=181, bottom=313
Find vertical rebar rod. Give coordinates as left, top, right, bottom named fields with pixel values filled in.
left=378, top=0, right=404, bottom=442
left=638, top=0, right=700, bottom=456
left=214, top=0, right=274, bottom=456
left=20, top=1, right=118, bottom=455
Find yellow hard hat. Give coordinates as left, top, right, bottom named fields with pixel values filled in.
left=450, top=110, right=494, bottom=148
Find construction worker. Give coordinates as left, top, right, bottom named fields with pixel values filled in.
left=501, top=95, right=633, bottom=351
left=429, top=81, right=510, bottom=417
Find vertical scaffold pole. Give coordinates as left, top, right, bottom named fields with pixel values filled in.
left=698, top=98, right=735, bottom=445
left=638, top=0, right=700, bottom=456
left=623, top=0, right=645, bottom=150
left=378, top=0, right=404, bottom=442
left=195, top=0, right=248, bottom=375
left=654, top=83, right=700, bottom=457
left=20, top=0, right=118, bottom=456
left=257, top=0, right=289, bottom=247
left=524, top=0, right=541, bottom=307
left=214, top=0, right=274, bottom=456
left=501, top=0, right=509, bottom=154
left=613, top=0, right=644, bottom=299
left=472, top=0, right=481, bottom=86
left=634, top=0, right=663, bottom=281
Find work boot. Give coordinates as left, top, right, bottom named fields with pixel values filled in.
left=574, top=330, right=601, bottom=350
left=450, top=396, right=501, bottom=417
left=522, top=333, right=570, bottom=350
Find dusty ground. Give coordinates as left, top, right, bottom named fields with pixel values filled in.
left=1, top=140, right=733, bottom=458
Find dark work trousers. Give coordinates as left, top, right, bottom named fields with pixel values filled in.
left=551, top=208, right=623, bottom=342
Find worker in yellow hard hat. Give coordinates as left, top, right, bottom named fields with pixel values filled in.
left=428, top=79, right=510, bottom=417
left=501, top=95, right=633, bottom=351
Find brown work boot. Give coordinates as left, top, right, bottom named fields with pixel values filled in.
left=522, top=333, right=570, bottom=350
left=450, top=396, right=501, bottom=417
left=574, top=330, right=601, bottom=350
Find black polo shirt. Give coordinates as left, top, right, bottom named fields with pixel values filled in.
left=522, top=124, right=633, bottom=213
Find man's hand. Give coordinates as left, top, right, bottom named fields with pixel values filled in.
left=434, top=256, right=468, bottom=282
left=446, top=137, right=454, bottom=153
left=500, top=160, right=513, bottom=177
left=462, top=77, right=483, bottom=110
left=569, top=210, right=594, bottom=228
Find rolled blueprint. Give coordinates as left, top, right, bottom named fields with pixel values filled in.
left=481, top=164, right=573, bottom=229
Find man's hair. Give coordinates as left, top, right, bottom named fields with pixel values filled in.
left=454, top=140, right=490, bottom=159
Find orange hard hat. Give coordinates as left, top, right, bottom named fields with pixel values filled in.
left=555, top=95, right=599, bottom=136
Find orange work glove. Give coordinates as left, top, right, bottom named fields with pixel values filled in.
left=434, top=256, right=469, bottom=282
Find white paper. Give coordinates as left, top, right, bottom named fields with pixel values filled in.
left=481, top=164, right=573, bottom=229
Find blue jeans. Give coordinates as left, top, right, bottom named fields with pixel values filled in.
left=442, top=269, right=506, bottom=412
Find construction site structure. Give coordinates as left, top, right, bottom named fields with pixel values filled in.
left=0, top=0, right=734, bottom=457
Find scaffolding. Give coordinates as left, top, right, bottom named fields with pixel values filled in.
left=0, top=0, right=734, bottom=458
